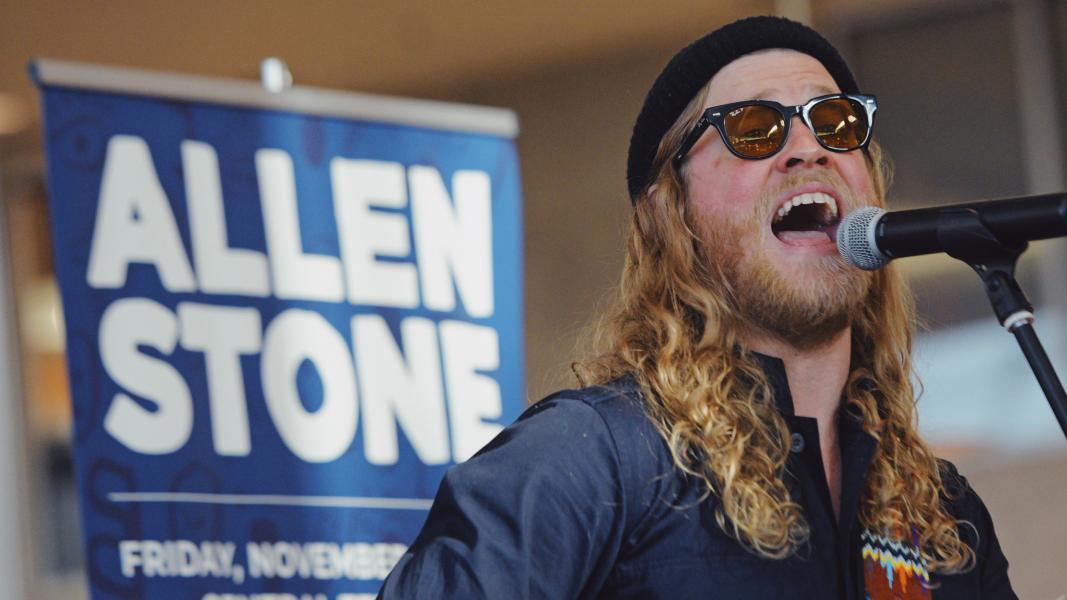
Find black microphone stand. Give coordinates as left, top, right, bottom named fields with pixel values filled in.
left=936, top=209, right=1067, bottom=441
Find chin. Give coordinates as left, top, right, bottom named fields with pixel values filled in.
left=734, top=255, right=871, bottom=349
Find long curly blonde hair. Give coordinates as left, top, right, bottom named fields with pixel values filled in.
left=576, top=82, right=975, bottom=572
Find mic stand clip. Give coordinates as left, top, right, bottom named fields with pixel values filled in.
left=936, top=209, right=1067, bottom=440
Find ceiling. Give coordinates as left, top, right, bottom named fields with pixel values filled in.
left=0, top=0, right=973, bottom=146
left=1, top=1, right=770, bottom=135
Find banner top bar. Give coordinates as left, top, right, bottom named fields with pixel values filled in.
left=30, top=58, right=519, bottom=138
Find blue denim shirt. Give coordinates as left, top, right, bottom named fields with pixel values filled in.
left=379, top=356, right=1016, bottom=599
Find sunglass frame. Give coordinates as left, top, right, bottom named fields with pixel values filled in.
left=673, top=93, right=878, bottom=163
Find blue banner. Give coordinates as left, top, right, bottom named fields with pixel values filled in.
left=35, top=64, right=523, bottom=599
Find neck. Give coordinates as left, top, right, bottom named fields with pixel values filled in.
left=743, top=325, right=852, bottom=519
left=743, top=326, right=852, bottom=422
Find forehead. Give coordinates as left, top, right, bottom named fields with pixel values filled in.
left=704, top=48, right=841, bottom=107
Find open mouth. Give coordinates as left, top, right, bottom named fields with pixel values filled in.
left=771, top=192, right=839, bottom=244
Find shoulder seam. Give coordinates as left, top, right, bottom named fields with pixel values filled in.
left=586, top=398, right=629, bottom=543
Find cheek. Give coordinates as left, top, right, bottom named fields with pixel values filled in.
left=691, top=167, right=765, bottom=216
left=841, top=156, right=878, bottom=202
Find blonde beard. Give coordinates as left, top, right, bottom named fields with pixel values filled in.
left=696, top=173, right=874, bottom=350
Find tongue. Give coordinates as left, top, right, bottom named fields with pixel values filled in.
left=777, top=230, right=832, bottom=243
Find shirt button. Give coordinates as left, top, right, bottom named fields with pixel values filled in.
left=790, top=432, right=805, bottom=453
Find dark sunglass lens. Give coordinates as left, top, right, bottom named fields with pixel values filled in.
left=724, top=105, right=786, bottom=158
left=809, top=98, right=869, bottom=150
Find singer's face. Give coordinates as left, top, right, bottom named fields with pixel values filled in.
left=683, top=49, right=877, bottom=347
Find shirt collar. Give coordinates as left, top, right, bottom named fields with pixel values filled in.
left=748, top=350, right=874, bottom=423
left=750, top=352, right=795, bottom=417
left=750, top=351, right=880, bottom=533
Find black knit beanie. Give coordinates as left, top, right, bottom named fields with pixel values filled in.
left=626, top=15, right=860, bottom=203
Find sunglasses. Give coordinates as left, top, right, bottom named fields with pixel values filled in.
left=673, top=93, right=877, bottom=162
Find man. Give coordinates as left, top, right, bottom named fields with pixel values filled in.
left=379, top=16, right=1016, bottom=599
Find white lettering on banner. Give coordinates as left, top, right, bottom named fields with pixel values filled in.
left=101, top=298, right=193, bottom=454
left=256, top=148, right=345, bottom=302
left=202, top=595, right=329, bottom=600
left=260, top=310, right=359, bottom=463
left=87, top=135, right=196, bottom=292
left=117, top=538, right=408, bottom=586
left=118, top=539, right=236, bottom=578
left=410, top=166, right=494, bottom=317
left=87, top=135, right=508, bottom=465
left=178, top=303, right=261, bottom=457
left=98, top=302, right=504, bottom=463
left=86, top=137, right=497, bottom=312
left=353, top=315, right=449, bottom=465
left=245, top=541, right=406, bottom=580
left=440, top=320, right=503, bottom=462
left=332, top=158, right=420, bottom=308
left=181, top=141, right=270, bottom=297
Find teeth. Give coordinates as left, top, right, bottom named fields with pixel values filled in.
left=774, top=192, right=838, bottom=222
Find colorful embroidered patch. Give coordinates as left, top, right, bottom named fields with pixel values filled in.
left=861, top=530, right=931, bottom=599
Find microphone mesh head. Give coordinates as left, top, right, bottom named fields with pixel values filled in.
left=836, top=206, right=888, bottom=270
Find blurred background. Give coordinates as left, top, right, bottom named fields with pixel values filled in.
left=2, top=0, right=1067, bottom=598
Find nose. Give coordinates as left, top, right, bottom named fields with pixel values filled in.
left=773, top=117, right=830, bottom=172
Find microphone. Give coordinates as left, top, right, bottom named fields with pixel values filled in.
left=836, top=193, right=1067, bottom=270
